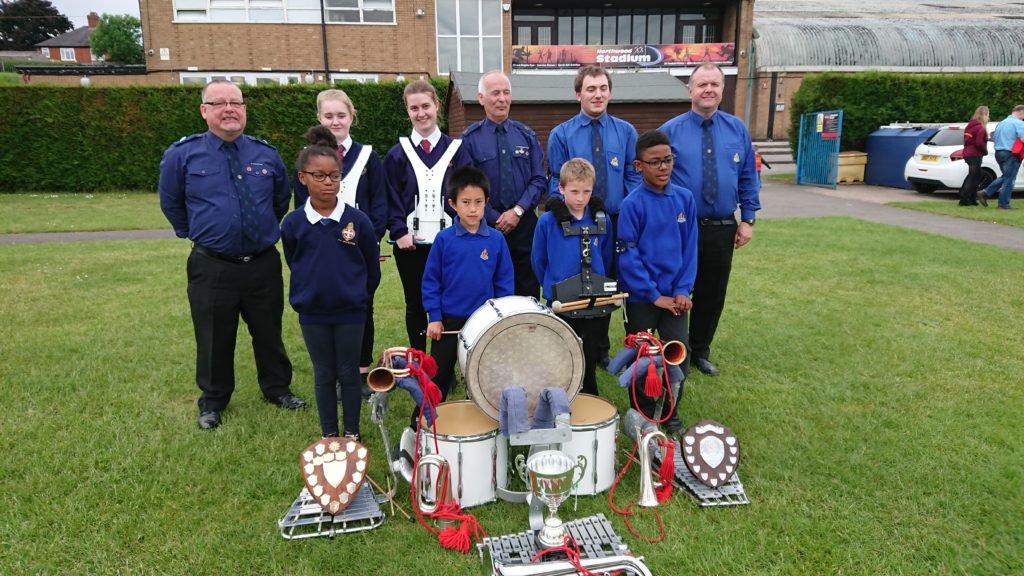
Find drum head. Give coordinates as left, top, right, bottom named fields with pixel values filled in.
left=464, top=308, right=584, bottom=422
left=421, top=400, right=498, bottom=437
left=570, top=393, right=617, bottom=425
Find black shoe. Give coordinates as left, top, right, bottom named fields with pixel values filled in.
left=977, top=191, right=988, bottom=207
left=360, top=373, right=373, bottom=399
left=598, top=355, right=611, bottom=370
left=343, top=431, right=362, bottom=443
left=266, top=393, right=307, bottom=410
left=997, top=205, right=1013, bottom=210
left=198, top=411, right=221, bottom=429
left=695, top=358, right=720, bottom=377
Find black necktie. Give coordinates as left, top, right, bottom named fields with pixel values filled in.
left=591, top=119, right=607, bottom=199
left=496, top=123, right=516, bottom=209
left=223, top=141, right=260, bottom=247
left=701, top=118, right=718, bottom=205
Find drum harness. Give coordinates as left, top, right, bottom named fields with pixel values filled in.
left=399, top=137, right=462, bottom=243
left=550, top=198, right=618, bottom=318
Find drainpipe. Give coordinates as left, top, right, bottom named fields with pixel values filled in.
left=320, top=0, right=331, bottom=82
left=744, top=27, right=758, bottom=126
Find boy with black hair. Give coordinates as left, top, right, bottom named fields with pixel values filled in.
left=421, top=166, right=514, bottom=418
left=532, top=158, right=614, bottom=397
left=617, top=130, right=697, bottom=431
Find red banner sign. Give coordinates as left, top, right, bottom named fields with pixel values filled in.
left=511, top=43, right=735, bottom=69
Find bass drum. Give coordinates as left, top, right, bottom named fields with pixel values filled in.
left=458, top=296, right=584, bottom=422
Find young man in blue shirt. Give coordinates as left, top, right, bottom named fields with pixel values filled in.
left=617, top=130, right=698, bottom=429
left=420, top=166, right=514, bottom=423
left=980, top=105, right=1024, bottom=209
left=461, top=70, right=546, bottom=298
left=660, top=62, right=761, bottom=378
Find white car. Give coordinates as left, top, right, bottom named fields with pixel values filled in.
left=904, top=123, right=1024, bottom=194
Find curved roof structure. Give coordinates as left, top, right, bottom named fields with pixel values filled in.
left=754, top=1, right=1024, bottom=72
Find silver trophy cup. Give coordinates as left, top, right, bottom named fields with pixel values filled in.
left=518, top=450, right=587, bottom=547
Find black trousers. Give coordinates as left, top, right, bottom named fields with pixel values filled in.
left=959, top=156, right=983, bottom=205
left=410, top=316, right=467, bottom=428
left=301, top=323, right=364, bottom=437
left=360, top=301, right=376, bottom=369
left=563, top=315, right=604, bottom=397
left=505, top=210, right=541, bottom=298
left=624, top=302, right=688, bottom=421
left=393, top=245, right=432, bottom=353
left=187, top=246, right=292, bottom=412
left=689, top=222, right=736, bottom=363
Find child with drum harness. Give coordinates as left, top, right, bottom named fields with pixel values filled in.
left=616, top=130, right=697, bottom=434
left=418, top=166, right=514, bottom=427
left=531, top=158, right=615, bottom=397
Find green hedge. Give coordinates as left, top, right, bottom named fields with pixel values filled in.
left=789, top=72, right=1024, bottom=152
left=0, top=78, right=449, bottom=192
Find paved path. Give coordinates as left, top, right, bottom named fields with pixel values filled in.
left=2, top=181, right=1023, bottom=252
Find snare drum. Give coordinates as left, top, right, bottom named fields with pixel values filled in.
left=459, top=296, right=584, bottom=422
left=418, top=401, right=507, bottom=508
left=561, top=394, right=619, bottom=495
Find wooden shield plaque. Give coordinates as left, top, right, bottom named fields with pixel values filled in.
left=300, top=438, right=369, bottom=515
left=681, top=420, right=739, bottom=488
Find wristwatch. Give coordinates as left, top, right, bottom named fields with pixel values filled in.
left=513, top=205, right=525, bottom=217
left=741, top=218, right=755, bottom=227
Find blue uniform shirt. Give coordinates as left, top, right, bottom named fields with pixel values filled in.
left=660, top=110, right=761, bottom=221
left=421, top=218, right=514, bottom=321
left=616, top=181, right=698, bottom=304
left=292, top=141, right=388, bottom=240
left=547, top=111, right=641, bottom=215
left=461, top=118, right=546, bottom=223
left=531, top=207, right=613, bottom=303
left=159, top=131, right=291, bottom=255
left=991, top=115, right=1024, bottom=152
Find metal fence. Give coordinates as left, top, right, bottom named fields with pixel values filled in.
left=796, top=109, right=843, bottom=189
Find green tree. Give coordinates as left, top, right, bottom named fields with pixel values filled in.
left=89, top=13, right=143, bottom=65
left=0, top=0, right=72, bottom=50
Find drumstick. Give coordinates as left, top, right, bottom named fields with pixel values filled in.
left=368, top=474, right=413, bottom=522
left=552, top=293, right=629, bottom=313
left=418, top=330, right=460, bottom=335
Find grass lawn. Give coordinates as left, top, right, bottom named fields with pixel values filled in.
left=0, top=192, right=169, bottom=234
left=1, top=218, right=1022, bottom=575
left=889, top=199, right=1024, bottom=229
left=0, top=72, right=19, bottom=86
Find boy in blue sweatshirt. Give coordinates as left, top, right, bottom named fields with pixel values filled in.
left=281, top=127, right=381, bottom=440
left=617, top=130, right=697, bottom=431
left=532, top=158, right=614, bottom=396
left=421, top=167, right=514, bottom=420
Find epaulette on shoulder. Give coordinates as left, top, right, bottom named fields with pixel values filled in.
left=244, top=134, right=278, bottom=150
left=461, top=121, right=483, bottom=136
left=508, top=119, right=536, bottom=136
left=170, top=133, right=203, bottom=147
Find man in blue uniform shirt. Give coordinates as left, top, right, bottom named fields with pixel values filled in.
left=460, top=70, right=545, bottom=297
left=159, top=80, right=306, bottom=430
left=660, top=62, right=761, bottom=377
left=548, top=65, right=641, bottom=366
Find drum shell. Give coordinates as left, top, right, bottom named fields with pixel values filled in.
left=419, top=401, right=507, bottom=508
left=560, top=394, right=619, bottom=495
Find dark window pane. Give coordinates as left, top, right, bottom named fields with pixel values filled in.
left=647, top=14, right=661, bottom=44
left=632, top=9, right=646, bottom=44
left=617, top=13, right=631, bottom=44
left=588, top=12, right=602, bottom=44
left=558, top=15, right=571, bottom=44
left=603, top=11, right=616, bottom=44
left=573, top=11, right=586, bottom=44
left=662, top=12, right=675, bottom=44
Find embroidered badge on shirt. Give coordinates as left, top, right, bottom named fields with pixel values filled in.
left=480, top=248, right=489, bottom=261
left=733, top=153, right=740, bottom=163
left=677, top=212, right=686, bottom=223
left=514, top=145, right=530, bottom=157
left=610, top=156, right=620, bottom=167
left=341, top=222, right=356, bottom=244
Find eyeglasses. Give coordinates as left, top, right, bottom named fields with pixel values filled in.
left=301, top=171, right=342, bottom=182
left=637, top=155, right=676, bottom=169
left=203, top=100, right=246, bottom=109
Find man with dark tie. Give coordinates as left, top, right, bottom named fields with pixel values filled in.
left=460, top=70, right=545, bottom=297
left=159, top=80, right=306, bottom=430
left=660, top=62, right=761, bottom=378
left=547, top=65, right=641, bottom=366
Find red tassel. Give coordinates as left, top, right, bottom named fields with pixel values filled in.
left=438, top=521, right=471, bottom=553
left=644, top=361, right=662, bottom=398
left=420, top=354, right=439, bottom=379
left=656, top=441, right=675, bottom=503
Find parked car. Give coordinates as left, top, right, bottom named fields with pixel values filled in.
left=904, top=123, right=1024, bottom=193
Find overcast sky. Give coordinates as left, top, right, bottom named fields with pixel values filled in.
left=49, top=0, right=140, bottom=28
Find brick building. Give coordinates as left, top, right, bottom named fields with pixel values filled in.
left=35, top=12, right=101, bottom=64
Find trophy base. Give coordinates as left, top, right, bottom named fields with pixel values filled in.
left=537, top=517, right=568, bottom=548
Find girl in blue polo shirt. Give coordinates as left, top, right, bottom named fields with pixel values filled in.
left=281, top=126, right=381, bottom=440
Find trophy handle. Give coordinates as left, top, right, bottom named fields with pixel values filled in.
left=514, top=453, right=528, bottom=483
left=572, top=455, right=588, bottom=489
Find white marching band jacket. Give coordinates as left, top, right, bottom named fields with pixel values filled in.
left=399, top=137, right=462, bottom=244
left=339, top=144, right=373, bottom=210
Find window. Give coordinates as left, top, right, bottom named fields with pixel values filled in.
left=60, top=48, right=76, bottom=61
left=512, top=8, right=725, bottom=47
left=172, top=0, right=394, bottom=24
left=180, top=71, right=378, bottom=86
left=436, top=0, right=502, bottom=74
left=41, top=47, right=50, bottom=58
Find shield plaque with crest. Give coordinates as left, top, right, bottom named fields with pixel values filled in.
left=300, top=437, right=369, bottom=515
left=681, top=420, right=739, bottom=488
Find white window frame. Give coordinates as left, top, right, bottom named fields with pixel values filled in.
left=41, top=47, right=50, bottom=58
left=179, top=71, right=380, bottom=86
left=172, top=0, right=395, bottom=24
left=60, top=47, right=76, bottom=61
left=435, top=0, right=503, bottom=75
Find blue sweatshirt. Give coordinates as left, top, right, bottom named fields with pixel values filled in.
left=281, top=201, right=381, bottom=325
left=383, top=133, right=474, bottom=242
left=531, top=207, right=613, bottom=303
left=421, top=218, right=514, bottom=321
left=616, top=181, right=698, bottom=304
left=292, top=141, right=388, bottom=240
